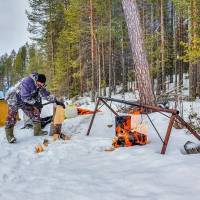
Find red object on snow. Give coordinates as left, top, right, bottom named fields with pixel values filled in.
left=77, top=107, right=101, bottom=115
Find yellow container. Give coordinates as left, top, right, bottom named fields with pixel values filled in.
left=0, top=100, right=20, bottom=127
left=0, top=100, right=9, bottom=127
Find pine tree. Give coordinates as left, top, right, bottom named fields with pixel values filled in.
left=122, top=0, right=155, bottom=105
left=27, top=0, right=66, bottom=89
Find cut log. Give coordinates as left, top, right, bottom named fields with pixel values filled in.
left=53, top=105, right=65, bottom=125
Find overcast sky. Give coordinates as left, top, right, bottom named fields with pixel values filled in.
left=0, top=0, right=29, bottom=56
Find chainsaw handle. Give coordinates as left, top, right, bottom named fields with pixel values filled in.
left=42, top=101, right=55, bottom=106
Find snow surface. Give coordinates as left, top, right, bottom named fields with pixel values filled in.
left=0, top=93, right=200, bottom=200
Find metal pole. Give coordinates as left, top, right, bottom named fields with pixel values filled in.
left=42, top=101, right=55, bottom=106
left=146, top=113, right=164, bottom=144
left=176, top=115, right=200, bottom=141
left=98, top=97, right=178, bottom=115
left=161, top=114, right=176, bottom=154
left=100, top=98, right=119, bottom=116
left=86, top=98, right=100, bottom=136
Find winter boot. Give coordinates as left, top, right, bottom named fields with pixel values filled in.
left=5, top=127, right=16, bottom=143
left=33, top=122, right=48, bottom=136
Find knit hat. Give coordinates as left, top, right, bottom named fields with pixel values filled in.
left=37, top=74, right=46, bottom=83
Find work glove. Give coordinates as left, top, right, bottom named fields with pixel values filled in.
left=34, top=101, right=43, bottom=109
left=55, top=100, right=65, bottom=109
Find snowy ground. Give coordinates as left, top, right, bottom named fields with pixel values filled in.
left=0, top=93, right=200, bottom=200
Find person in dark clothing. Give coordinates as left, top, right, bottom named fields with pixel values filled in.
left=5, top=73, right=64, bottom=143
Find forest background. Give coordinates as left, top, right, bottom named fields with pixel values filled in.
left=0, top=0, right=200, bottom=102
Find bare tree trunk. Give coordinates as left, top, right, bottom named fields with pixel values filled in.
left=66, top=50, right=70, bottom=99
left=160, top=0, right=165, bottom=93
left=156, top=57, right=161, bottom=95
left=79, top=51, right=83, bottom=97
left=121, top=21, right=126, bottom=95
left=177, top=8, right=184, bottom=91
left=101, top=41, right=106, bottom=96
left=122, top=0, right=155, bottom=105
left=48, top=0, right=55, bottom=80
left=97, top=42, right=101, bottom=96
left=89, top=0, right=95, bottom=101
left=189, top=63, right=197, bottom=98
left=171, top=2, right=176, bottom=85
left=194, top=0, right=200, bottom=97
left=113, top=58, right=116, bottom=95
left=173, top=3, right=178, bottom=91
left=189, top=0, right=197, bottom=98
left=150, top=3, right=154, bottom=71
left=94, top=36, right=98, bottom=96
left=108, top=0, right=112, bottom=97
left=150, top=3, right=155, bottom=91
left=141, top=0, right=145, bottom=36
left=197, top=63, right=200, bottom=96
left=156, top=1, right=161, bottom=95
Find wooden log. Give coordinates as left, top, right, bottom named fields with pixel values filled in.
left=53, top=105, right=65, bottom=125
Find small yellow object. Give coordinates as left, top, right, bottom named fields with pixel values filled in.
left=35, top=144, right=44, bottom=153
left=0, top=100, right=20, bottom=127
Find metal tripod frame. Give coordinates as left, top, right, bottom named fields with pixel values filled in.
left=86, top=97, right=200, bottom=154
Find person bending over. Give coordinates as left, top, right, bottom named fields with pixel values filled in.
left=5, top=72, right=64, bottom=143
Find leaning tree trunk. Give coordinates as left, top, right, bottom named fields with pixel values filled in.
left=122, top=0, right=155, bottom=105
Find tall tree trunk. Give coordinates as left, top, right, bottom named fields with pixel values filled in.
left=113, top=54, right=116, bottom=95
left=97, top=42, right=101, bottom=96
left=177, top=7, right=184, bottom=90
left=66, top=50, right=70, bottom=99
left=121, top=20, right=126, bottom=95
left=194, top=0, right=200, bottom=97
left=122, top=0, right=155, bottom=105
left=101, top=40, right=106, bottom=96
left=79, top=44, right=83, bottom=97
left=89, top=0, right=95, bottom=101
left=150, top=3, right=155, bottom=92
left=150, top=3, right=154, bottom=71
left=48, top=0, right=55, bottom=79
left=171, top=2, right=176, bottom=85
left=80, top=60, right=83, bottom=97
left=108, top=0, right=112, bottom=97
left=160, top=0, right=165, bottom=93
left=189, top=0, right=197, bottom=98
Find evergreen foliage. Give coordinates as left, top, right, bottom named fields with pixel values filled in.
left=0, top=0, right=200, bottom=99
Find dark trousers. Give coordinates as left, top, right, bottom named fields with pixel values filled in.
left=6, top=104, right=40, bottom=128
